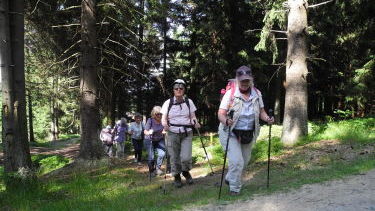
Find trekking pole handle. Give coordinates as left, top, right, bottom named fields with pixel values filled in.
left=268, top=109, right=274, bottom=124
left=268, top=109, right=274, bottom=117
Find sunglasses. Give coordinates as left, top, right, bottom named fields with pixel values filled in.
left=155, top=113, right=162, bottom=116
left=173, top=84, right=185, bottom=90
left=236, top=70, right=252, bottom=76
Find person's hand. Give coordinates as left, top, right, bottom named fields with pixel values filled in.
left=149, top=129, right=154, bottom=135
left=226, top=118, right=234, bottom=126
left=162, top=129, right=167, bottom=134
left=266, top=116, right=274, bottom=125
left=163, top=125, right=169, bottom=131
left=194, top=122, right=201, bottom=129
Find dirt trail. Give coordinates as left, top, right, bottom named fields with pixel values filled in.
left=189, top=169, right=375, bottom=211
left=0, top=139, right=80, bottom=164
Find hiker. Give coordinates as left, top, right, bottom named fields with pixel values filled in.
left=144, top=106, right=166, bottom=176
left=113, top=117, right=128, bottom=158
left=100, top=125, right=114, bottom=157
left=218, top=65, right=274, bottom=195
left=129, top=112, right=144, bottom=165
left=161, top=79, right=200, bottom=188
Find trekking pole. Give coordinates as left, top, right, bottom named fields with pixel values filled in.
left=267, top=109, right=273, bottom=188
left=193, top=120, right=214, bottom=175
left=162, top=132, right=168, bottom=194
left=218, top=110, right=234, bottom=200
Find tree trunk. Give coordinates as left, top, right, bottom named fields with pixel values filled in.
left=281, top=0, right=309, bottom=144
left=274, top=73, right=282, bottom=124
left=27, top=92, right=35, bottom=142
left=1, top=0, right=32, bottom=177
left=51, top=76, right=59, bottom=141
left=79, top=0, right=102, bottom=159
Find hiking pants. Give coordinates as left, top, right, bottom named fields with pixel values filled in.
left=144, top=139, right=166, bottom=170
left=166, top=131, right=193, bottom=177
left=219, top=128, right=255, bottom=193
left=115, top=142, right=125, bottom=158
left=103, top=143, right=113, bottom=157
left=132, top=138, right=143, bottom=162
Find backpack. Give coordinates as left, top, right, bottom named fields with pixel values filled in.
left=220, top=79, right=236, bottom=109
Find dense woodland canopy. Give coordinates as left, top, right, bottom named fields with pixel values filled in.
left=0, top=0, right=374, bottom=178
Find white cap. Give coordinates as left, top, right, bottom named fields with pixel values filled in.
left=173, top=79, right=186, bottom=85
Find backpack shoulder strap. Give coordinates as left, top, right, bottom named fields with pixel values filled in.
left=167, top=97, right=174, bottom=114
left=228, top=83, right=236, bottom=110
left=253, top=87, right=261, bottom=96
left=167, top=98, right=174, bottom=126
left=184, top=97, right=190, bottom=110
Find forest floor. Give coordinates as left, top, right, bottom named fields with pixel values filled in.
left=1, top=138, right=374, bottom=210
left=188, top=169, right=375, bottom=211
left=0, top=138, right=80, bottom=165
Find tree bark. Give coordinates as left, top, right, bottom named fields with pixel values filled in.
left=27, top=92, right=35, bottom=142
left=1, top=0, right=32, bottom=176
left=281, top=0, right=309, bottom=144
left=274, top=73, right=282, bottom=124
left=51, top=76, right=59, bottom=141
left=79, top=0, right=102, bottom=159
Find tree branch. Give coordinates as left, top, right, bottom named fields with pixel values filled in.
left=51, top=22, right=109, bottom=28
left=246, top=29, right=287, bottom=34
left=307, top=57, right=327, bottom=62
left=308, top=0, right=334, bottom=8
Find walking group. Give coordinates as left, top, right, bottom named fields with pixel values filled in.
left=99, top=65, right=274, bottom=196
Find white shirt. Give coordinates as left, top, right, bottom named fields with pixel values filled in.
left=129, top=122, right=144, bottom=140
left=161, top=97, right=197, bottom=133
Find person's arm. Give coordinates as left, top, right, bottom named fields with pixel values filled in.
left=190, top=112, right=201, bottom=128
left=217, top=90, right=234, bottom=126
left=128, top=123, right=133, bottom=135
left=218, top=109, right=234, bottom=126
left=144, top=119, right=153, bottom=135
left=161, top=100, right=169, bottom=130
left=189, top=100, right=200, bottom=128
left=260, top=108, right=274, bottom=124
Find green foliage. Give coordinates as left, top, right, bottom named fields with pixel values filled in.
left=254, top=2, right=286, bottom=63
left=299, top=118, right=375, bottom=145
left=333, top=109, right=354, bottom=119
left=251, top=138, right=284, bottom=162
left=32, top=155, right=71, bottom=175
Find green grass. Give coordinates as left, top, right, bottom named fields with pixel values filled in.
left=0, top=118, right=374, bottom=210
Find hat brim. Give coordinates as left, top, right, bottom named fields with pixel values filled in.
left=237, top=75, right=252, bottom=81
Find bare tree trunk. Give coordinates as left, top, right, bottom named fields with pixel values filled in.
left=79, top=0, right=102, bottom=159
left=1, top=0, right=32, bottom=177
left=274, top=74, right=282, bottom=124
left=50, top=76, right=59, bottom=141
left=281, top=0, right=309, bottom=144
left=27, top=91, right=35, bottom=142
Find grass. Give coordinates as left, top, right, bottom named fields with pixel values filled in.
left=0, top=118, right=374, bottom=210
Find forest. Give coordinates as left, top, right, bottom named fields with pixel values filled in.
left=0, top=0, right=374, bottom=210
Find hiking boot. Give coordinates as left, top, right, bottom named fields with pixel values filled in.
left=174, top=174, right=182, bottom=188
left=182, top=171, right=193, bottom=185
left=229, top=191, right=240, bottom=196
left=155, top=168, right=163, bottom=175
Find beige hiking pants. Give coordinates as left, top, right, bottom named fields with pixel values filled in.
left=166, top=131, right=193, bottom=176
